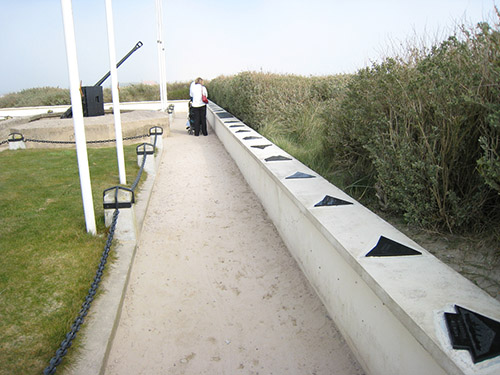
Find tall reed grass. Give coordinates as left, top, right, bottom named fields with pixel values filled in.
left=208, top=19, right=500, bottom=235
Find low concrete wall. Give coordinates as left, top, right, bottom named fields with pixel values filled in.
left=0, top=100, right=190, bottom=149
left=0, top=100, right=189, bottom=118
left=207, top=103, right=500, bottom=375
left=0, top=110, right=171, bottom=149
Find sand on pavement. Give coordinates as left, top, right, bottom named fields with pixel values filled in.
left=103, top=115, right=364, bottom=375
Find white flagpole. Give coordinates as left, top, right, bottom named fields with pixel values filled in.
left=60, top=0, right=96, bottom=235
left=155, top=0, right=167, bottom=111
left=105, top=0, right=126, bottom=185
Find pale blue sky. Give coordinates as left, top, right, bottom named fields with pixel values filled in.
left=0, top=0, right=498, bottom=95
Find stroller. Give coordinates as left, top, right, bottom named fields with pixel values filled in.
left=186, top=101, right=195, bottom=135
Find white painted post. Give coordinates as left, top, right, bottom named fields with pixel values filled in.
left=136, top=143, right=156, bottom=175
left=60, top=0, right=96, bottom=235
left=149, top=127, right=163, bottom=150
left=8, top=133, right=26, bottom=150
left=103, top=187, right=137, bottom=241
left=105, top=0, right=126, bottom=185
left=155, top=0, right=168, bottom=111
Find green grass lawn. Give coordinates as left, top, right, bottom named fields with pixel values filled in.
left=0, top=145, right=141, bottom=375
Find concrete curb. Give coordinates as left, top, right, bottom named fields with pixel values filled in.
left=64, top=136, right=164, bottom=375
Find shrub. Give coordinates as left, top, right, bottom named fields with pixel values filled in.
left=208, top=72, right=349, bottom=130
left=326, top=22, right=500, bottom=231
left=167, top=81, right=191, bottom=100
left=0, top=87, right=70, bottom=108
left=208, top=21, right=500, bottom=234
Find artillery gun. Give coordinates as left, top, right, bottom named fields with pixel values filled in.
left=61, top=41, right=143, bottom=119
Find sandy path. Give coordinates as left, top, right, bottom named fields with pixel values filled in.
left=103, top=116, right=364, bottom=375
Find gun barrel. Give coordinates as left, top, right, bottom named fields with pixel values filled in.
left=94, top=41, right=143, bottom=87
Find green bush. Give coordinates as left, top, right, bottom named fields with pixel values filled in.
left=0, top=87, right=70, bottom=108
left=115, top=83, right=159, bottom=102
left=327, top=23, right=500, bottom=231
left=208, top=21, right=500, bottom=234
left=106, top=82, right=191, bottom=102
left=208, top=72, right=351, bottom=181
left=473, top=23, right=500, bottom=196
left=208, top=72, right=349, bottom=129
left=167, top=81, right=191, bottom=100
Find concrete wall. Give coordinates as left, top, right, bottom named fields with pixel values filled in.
left=0, top=101, right=190, bottom=149
left=206, top=103, right=500, bottom=375
left=0, top=100, right=188, bottom=118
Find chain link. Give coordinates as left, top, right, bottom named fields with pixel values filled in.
left=25, top=138, right=75, bottom=145
left=42, top=132, right=159, bottom=373
left=43, top=209, right=119, bottom=375
left=19, top=134, right=149, bottom=145
left=131, top=150, right=148, bottom=192
left=2, top=134, right=149, bottom=146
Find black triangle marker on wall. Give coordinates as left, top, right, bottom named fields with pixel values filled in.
left=286, top=172, right=316, bottom=179
left=265, top=155, right=292, bottom=162
left=251, top=144, right=272, bottom=149
left=217, top=112, right=235, bottom=118
left=366, top=236, right=421, bottom=257
left=314, top=195, right=353, bottom=207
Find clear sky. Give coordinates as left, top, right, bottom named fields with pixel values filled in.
left=0, top=0, right=498, bottom=95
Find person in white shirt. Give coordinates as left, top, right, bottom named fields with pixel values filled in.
left=190, top=77, right=209, bottom=136
left=189, top=80, right=196, bottom=101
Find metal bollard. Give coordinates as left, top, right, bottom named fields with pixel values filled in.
left=103, top=186, right=136, bottom=241
left=149, top=126, right=163, bottom=150
left=8, top=133, right=26, bottom=150
left=136, top=143, right=155, bottom=175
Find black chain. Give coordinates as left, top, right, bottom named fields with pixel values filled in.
left=43, top=209, right=120, bottom=375
left=21, top=134, right=148, bottom=145
left=0, top=140, right=8, bottom=146
left=130, top=132, right=158, bottom=191
left=25, top=139, right=75, bottom=145
left=41, top=132, right=158, bottom=373
left=131, top=150, right=148, bottom=192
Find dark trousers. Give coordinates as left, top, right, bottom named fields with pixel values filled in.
left=192, top=105, right=207, bottom=136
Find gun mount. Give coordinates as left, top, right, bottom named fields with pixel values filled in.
left=61, top=41, right=143, bottom=119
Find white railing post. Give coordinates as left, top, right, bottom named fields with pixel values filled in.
left=8, top=133, right=26, bottom=150
left=136, top=143, right=156, bottom=175
left=155, top=0, right=167, bottom=111
left=103, top=187, right=137, bottom=241
left=60, top=0, right=96, bottom=235
left=105, top=0, right=126, bottom=185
